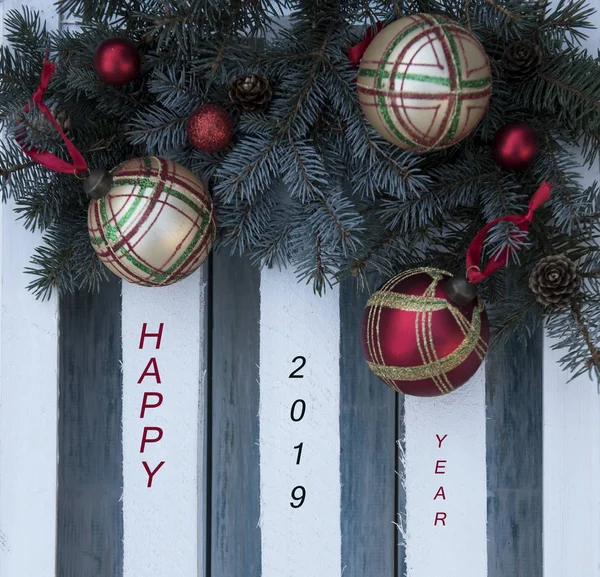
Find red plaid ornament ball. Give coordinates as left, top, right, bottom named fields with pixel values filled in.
left=88, top=157, right=216, bottom=286
left=357, top=14, right=492, bottom=152
left=360, top=268, right=489, bottom=396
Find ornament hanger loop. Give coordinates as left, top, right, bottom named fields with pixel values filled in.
left=74, top=168, right=91, bottom=180
left=466, top=265, right=481, bottom=276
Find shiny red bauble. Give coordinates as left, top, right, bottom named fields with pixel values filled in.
left=93, top=38, right=141, bottom=86
left=187, top=104, right=234, bottom=153
left=360, top=268, right=489, bottom=397
left=492, top=122, right=539, bottom=170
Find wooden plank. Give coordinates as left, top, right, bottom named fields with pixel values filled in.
left=404, top=366, right=488, bottom=577
left=396, top=392, right=407, bottom=577
left=543, top=335, right=600, bottom=577
left=0, top=2, right=59, bottom=576
left=259, top=267, right=341, bottom=577
left=542, top=6, right=600, bottom=574
left=121, top=269, right=206, bottom=577
left=210, top=253, right=261, bottom=577
left=339, top=278, right=398, bottom=577
left=57, top=276, right=123, bottom=577
left=486, top=324, right=543, bottom=577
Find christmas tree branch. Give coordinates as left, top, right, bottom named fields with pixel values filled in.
left=538, top=72, right=600, bottom=112
left=484, top=0, right=519, bottom=21
left=570, top=300, right=600, bottom=376
left=0, top=159, right=35, bottom=176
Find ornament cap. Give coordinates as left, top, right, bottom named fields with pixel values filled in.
left=444, top=273, right=478, bottom=305
left=83, top=168, right=113, bottom=200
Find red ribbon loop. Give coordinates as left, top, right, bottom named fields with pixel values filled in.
left=18, top=59, right=88, bottom=176
left=466, top=181, right=552, bottom=284
left=348, top=22, right=384, bottom=67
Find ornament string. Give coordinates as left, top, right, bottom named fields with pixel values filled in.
left=348, top=22, right=383, bottom=67
left=466, top=181, right=552, bottom=284
left=16, top=59, right=89, bottom=176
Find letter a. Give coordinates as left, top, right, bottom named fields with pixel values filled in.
left=433, top=486, right=446, bottom=500
left=137, top=357, right=162, bottom=384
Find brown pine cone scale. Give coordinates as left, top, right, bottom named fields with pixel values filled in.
left=229, top=73, right=272, bottom=113
left=502, top=40, right=543, bottom=81
left=529, top=254, right=581, bottom=308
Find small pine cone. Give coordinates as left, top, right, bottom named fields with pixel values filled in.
left=502, top=40, right=543, bottom=81
left=229, top=73, right=272, bottom=113
left=529, top=254, right=581, bottom=308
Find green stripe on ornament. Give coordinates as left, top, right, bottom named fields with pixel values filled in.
left=440, top=26, right=464, bottom=144
left=162, top=185, right=206, bottom=215
left=359, top=67, right=491, bottom=88
left=375, top=22, right=426, bottom=147
left=98, top=179, right=150, bottom=243
left=117, top=211, right=210, bottom=282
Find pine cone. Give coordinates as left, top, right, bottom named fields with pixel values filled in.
left=229, top=73, right=272, bottom=113
left=529, top=254, right=581, bottom=308
left=502, top=40, right=542, bottom=81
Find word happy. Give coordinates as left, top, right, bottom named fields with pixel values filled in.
left=137, top=323, right=166, bottom=488
left=434, top=433, right=448, bottom=526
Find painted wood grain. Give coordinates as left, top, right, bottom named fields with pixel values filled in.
left=0, top=2, right=59, bottom=576
left=486, top=322, right=543, bottom=577
left=121, top=269, right=206, bottom=577
left=396, top=392, right=407, bottom=577
left=542, top=5, right=600, bottom=574
left=259, top=267, right=341, bottom=577
left=210, top=253, right=261, bottom=577
left=543, top=335, right=600, bottom=577
left=339, top=278, right=400, bottom=577
left=57, top=275, right=123, bottom=577
left=404, top=366, right=488, bottom=577
left=541, top=2, right=600, bottom=575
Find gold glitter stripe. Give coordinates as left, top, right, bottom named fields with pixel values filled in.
left=424, top=283, right=453, bottom=393
left=367, top=291, right=450, bottom=312
left=447, top=300, right=488, bottom=359
left=414, top=282, right=449, bottom=394
left=367, top=307, right=483, bottom=381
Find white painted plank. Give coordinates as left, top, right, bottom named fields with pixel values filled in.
left=259, top=267, right=341, bottom=577
left=543, top=342, right=600, bottom=577
left=404, top=366, right=487, bottom=577
left=0, top=2, right=60, bottom=576
left=543, top=3, right=600, bottom=575
left=121, top=271, right=206, bottom=577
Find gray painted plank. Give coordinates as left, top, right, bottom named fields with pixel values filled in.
left=57, top=275, right=123, bottom=577
left=486, top=315, right=543, bottom=577
left=210, top=253, right=261, bottom=577
left=340, top=278, right=401, bottom=577
left=396, top=393, right=407, bottom=577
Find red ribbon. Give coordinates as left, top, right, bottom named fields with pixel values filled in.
left=17, top=59, right=88, bottom=175
left=466, top=181, right=552, bottom=284
left=348, top=22, right=384, bottom=67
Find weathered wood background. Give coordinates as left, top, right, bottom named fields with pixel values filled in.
left=0, top=1, right=599, bottom=576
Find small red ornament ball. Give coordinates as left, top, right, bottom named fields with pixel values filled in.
left=492, top=122, right=539, bottom=170
left=93, top=38, right=141, bottom=86
left=360, top=268, right=489, bottom=397
left=187, top=104, right=234, bottom=153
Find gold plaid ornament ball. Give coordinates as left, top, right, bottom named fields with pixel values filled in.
left=360, top=268, right=489, bottom=396
left=88, top=157, right=216, bottom=286
left=357, top=14, right=492, bottom=152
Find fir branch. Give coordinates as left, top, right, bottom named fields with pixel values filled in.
left=0, top=160, right=36, bottom=177
left=538, top=73, right=600, bottom=113
left=484, top=0, right=519, bottom=21
left=570, top=301, right=600, bottom=377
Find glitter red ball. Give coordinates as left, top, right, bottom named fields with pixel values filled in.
left=93, top=38, right=141, bottom=86
left=187, top=104, right=234, bottom=153
left=360, top=269, right=489, bottom=397
left=492, top=122, right=539, bottom=170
